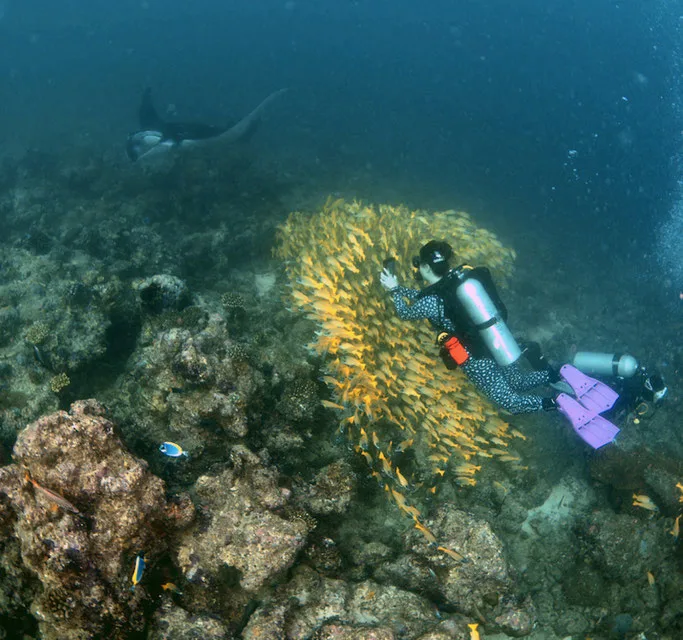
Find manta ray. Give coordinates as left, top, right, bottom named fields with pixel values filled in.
left=126, top=87, right=287, bottom=163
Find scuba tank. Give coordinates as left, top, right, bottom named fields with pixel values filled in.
left=451, top=266, right=522, bottom=367
left=572, top=352, right=640, bottom=378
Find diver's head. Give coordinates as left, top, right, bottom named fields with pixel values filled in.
left=412, top=240, right=453, bottom=284
left=126, top=130, right=166, bottom=162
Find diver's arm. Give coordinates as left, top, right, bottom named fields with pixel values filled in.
left=392, top=286, right=420, bottom=301
left=391, top=291, right=441, bottom=323
left=380, top=269, right=429, bottom=320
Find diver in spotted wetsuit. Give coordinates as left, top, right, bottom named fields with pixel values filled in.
left=380, top=240, right=559, bottom=414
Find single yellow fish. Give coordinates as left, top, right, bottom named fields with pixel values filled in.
left=468, top=623, right=480, bottom=640
left=670, top=514, right=680, bottom=541
left=632, top=493, right=659, bottom=512
left=413, top=519, right=436, bottom=544
left=378, top=451, right=392, bottom=476
left=647, top=571, right=655, bottom=586
left=395, top=466, right=409, bottom=488
left=320, top=399, right=345, bottom=411
left=359, top=428, right=369, bottom=450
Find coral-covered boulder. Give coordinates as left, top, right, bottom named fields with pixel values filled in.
left=149, top=600, right=231, bottom=640
left=315, top=625, right=396, bottom=640
left=419, top=506, right=512, bottom=613
left=176, top=446, right=311, bottom=594
left=243, top=565, right=438, bottom=639
left=133, top=274, right=192, bottom=314
left=297, top=460, right=357, bottom=516
left=376, top=504, right=535, bottom=632
left=110, top=313, right=265, bottom=472
left=0, top=399, right=179, bottom=640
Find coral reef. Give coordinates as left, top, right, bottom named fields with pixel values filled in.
left=104, top=308, right=267, bottom=480
left=175, top=445, right=313, bottom=619
left=0, top=147, right=288, bottom=449
left=297, top=460, right=357, bottom=517
left=149, top=601, right=230, bottom=640
left=277, top=378, right=321, bottom=423
left=49, top=372, right=70, bottom=394
left=176, top=445, right=311, bottom=592
left=275, top=198, right=521, bottom=543
left=243, top=565, right=438, bottom=639
left=0, top=142, right=681, bottom=639
left=0, top=399, right=185, bottom=639
left=133, top=274, right=192, bottom=314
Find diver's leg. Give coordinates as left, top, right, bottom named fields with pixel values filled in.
left=461, top=358, right=544, bottom=414
left=502, top=362, right=550, bottom=392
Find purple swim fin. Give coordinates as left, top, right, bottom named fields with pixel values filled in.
left=560, top=364, right=619, bottom=414
left=556, top=393, right=620, bottom=449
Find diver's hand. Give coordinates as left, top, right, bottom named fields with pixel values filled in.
left=380, top=269, right=399, bottom=291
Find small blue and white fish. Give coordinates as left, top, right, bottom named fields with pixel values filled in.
left=131, top=553, right=146, bottom=591
left=159, top=442, right=189, bottom=458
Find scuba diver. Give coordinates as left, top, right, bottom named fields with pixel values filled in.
left=126, top=87, right=288, bottom=164
left=379, top=240, right=628, bottom=449
left=569, top=351, right=667, bottom=423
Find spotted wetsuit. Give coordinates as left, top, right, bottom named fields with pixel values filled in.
left=390, top=285, right=549, bottom=414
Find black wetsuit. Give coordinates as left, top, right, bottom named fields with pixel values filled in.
left=389, top=270, right=550, bottom=414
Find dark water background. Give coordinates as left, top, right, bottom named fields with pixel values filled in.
left=0, top=0, right=680, bottom=271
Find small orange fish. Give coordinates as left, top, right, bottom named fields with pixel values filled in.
left=437, top=545, right=464, bottom=562
left=25, top=472, right=81, bottom=515
left=161, top=582, right=182, bottom=595
left=670, top=514, right=680, bottom=541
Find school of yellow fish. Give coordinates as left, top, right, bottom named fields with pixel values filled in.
left=274, top=198, right=524, bottom=545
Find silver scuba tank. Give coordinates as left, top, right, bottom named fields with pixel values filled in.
left=572, top=351, right=640, bottom=378
left=454, top=268, right=522, bottom=366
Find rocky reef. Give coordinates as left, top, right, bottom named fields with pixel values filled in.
left=0, top=399, right=182, bottom=639
left=0, top=150, right=681, bottom=640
